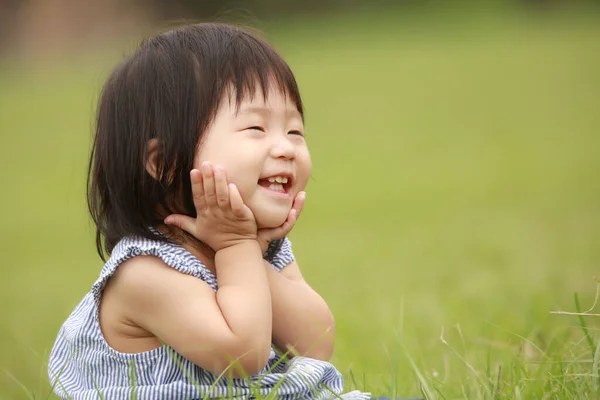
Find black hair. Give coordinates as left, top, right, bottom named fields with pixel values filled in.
left=87, top=23, right=303, bottom=260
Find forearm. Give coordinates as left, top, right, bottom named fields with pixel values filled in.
left=265, top=263, right=335, bottom=361
left=215, top=241, right=272, bottom=367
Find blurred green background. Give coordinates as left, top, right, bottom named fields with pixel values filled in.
left=1, top=1, right=599, bottom=398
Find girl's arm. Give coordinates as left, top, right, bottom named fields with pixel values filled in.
left=119, top=163, right=272, bottom=378
left=266, top=260, right=335, bottom=361
left=110, top=240, right=272, bottom=378
left=256, top=193, right=335, bottom=360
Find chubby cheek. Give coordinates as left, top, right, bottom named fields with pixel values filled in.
left=253, top=205, right=291, bottom=229
left=247, top=190, right=294, bottom=229
left=224, top=168, right=260, bottom=203
left=296, top=155, right=312, bottom=192
left=193, top=155, right=258, bottom=199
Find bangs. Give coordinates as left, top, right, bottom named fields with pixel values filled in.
left=219, top=32, right=304, bottom=118
left=172, top=24, right=304, bottom=122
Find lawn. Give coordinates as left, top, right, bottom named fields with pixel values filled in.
left=1, top=7, right=599, bottom=399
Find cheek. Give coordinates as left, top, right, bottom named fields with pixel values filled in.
left=192, top=145, right=218, bottom=170
left=297, top=152, right=312, bottom=188
left=221, top=164, right=262, bottom=201
left=230, top=171, right=255, bottom=195
left=195, top=147, right=261, bottom=187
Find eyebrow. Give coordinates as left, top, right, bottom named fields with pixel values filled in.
left=237, top=105, right=302, bottom=120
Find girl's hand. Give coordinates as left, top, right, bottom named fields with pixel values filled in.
left=257, top=191, right=306, bottom=254
left=164, top=162, right=257, bottom=252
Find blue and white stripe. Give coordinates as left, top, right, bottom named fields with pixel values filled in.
left=48, top=235, right=371, bottom=399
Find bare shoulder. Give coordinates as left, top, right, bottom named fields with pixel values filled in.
left=104, top=256, right=168, bottom=305
left=102, top=255, right=216, bottom=330
left=108, top=255, right=214, bottom=305
left=110, top=255, right=174, bottom=290
left=99, top=256, right=167, bottom=351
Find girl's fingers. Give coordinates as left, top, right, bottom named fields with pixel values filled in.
left=201, top=162, right=217, bottom=207
left=288, top=208, right=298, bottom=225
left=164, top=214, right=196, bottom=236
left=278, top=192, right=304, bottom=235
left=190, top=169, right=206, bottom=211
left=292, top=192, right=306, bottom=218
left=228, top=183, right=246, bottom=218
left=213, top=165, right=230, bottom=207
left=281, top=209, right=298, bottom=235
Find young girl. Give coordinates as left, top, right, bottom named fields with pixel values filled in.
left=47, top=23, right=373, bottom=399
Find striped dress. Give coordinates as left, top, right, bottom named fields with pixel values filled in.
left=48, top=235, right=371, bottom=400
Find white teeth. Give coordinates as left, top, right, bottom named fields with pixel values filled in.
left=269, top=183, right=284, bottom=192
left=266, top=176, right=289, bottom=184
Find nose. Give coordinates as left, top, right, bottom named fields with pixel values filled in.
left=270, top=136, right=296, bottom=160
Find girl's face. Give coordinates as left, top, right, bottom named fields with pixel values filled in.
left=194, top=86, right=311, bottom=229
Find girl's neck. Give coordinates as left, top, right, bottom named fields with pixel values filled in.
left=181, top=239, right=216, bottom=275
left=157, top=226, right=217, bottom=275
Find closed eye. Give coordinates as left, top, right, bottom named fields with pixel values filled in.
left=288, top=130, right=304, bottom=136
left=247, top=126, right=265, bottom=132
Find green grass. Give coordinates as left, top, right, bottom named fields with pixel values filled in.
left=1, top=8, right=599, bottom=399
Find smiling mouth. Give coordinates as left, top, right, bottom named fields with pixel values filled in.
left=258, top=176, right=292, bottom=194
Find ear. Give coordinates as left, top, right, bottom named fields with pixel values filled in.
left=145, top=138, right=160, bottom=180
